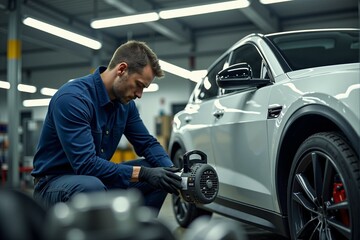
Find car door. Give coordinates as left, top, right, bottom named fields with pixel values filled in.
left=210, top=42, right=275, bottom=210
left=178, top=55, right=230, bottom=167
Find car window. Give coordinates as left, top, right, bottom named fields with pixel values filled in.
left=195, top=55, right=229, bottom=102
left=230, top=44, right=266, bottom=79
left=218, top=43, right=270, bottom=95
left=268, top=30, right=359, bottom=70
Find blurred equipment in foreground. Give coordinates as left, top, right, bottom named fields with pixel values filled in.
left=45, top=189, right=176, bottom=240
left=0, top=189, right=46, bottom=240
left=183, top=216, right=248, bottom=240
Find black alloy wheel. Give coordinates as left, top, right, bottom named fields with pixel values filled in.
left=288, top=132, right=360, bottom=240
left=171, top=148, right=212, bottom=227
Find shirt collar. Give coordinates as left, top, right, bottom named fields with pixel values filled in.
left=93, top=66, right=115, bottom=108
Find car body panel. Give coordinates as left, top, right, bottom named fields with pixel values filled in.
left=211, top=87, right=274, bottom=210
left=168, top=29, right=360, bottom=236
left=174, top=100, right=217, bottom=167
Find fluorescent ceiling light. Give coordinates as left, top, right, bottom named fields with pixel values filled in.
left=159, top=0, right=249, bottom=19
left=23, top=17, right=102, bottom=50
left=159, top=60, right=205, bottom=82
left=260, top=0, right=292, bottom=4
left=144, top=83, right=159, bottom=92
left=17, top=84, right=37, bottom=93
left=40, top=87, right=58, bottom=96
left=23, top=98, right=51, bottom=107
left=159, top=60, right=191, bottom=79
left=91, top=12, right=159, bottom=29
left=190, top=70, right=207, bottom=82
left=0, top=81, right=10, bottom=89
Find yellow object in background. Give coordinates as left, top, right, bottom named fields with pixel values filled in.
left=8, top=39, right=21, bottom=59
left=110, top=148, right=137, bottom=163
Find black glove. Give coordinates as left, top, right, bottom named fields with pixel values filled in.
left=139, top=167, right=182, bottom=195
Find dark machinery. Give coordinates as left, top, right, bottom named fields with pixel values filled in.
left=176, top=150, right=219, bottom=204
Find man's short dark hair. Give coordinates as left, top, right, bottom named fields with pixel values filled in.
left=108, top=40, right=164, bottom=78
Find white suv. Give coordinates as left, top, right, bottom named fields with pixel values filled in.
left=168, top=29, right=360, bottom=240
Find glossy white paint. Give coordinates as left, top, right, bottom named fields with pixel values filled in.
left=169, top=30, right=360, bottom=216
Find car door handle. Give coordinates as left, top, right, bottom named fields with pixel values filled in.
left=213, top=109, right=224, bottom=119
left=185, top=116, right=192, bottom=123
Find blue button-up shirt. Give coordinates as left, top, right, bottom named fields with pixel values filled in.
left=32, top=66, right=172, bottom=188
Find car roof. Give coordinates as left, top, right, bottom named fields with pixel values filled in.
left=207, top=28, right=360, bottom=73
left=264, top=28, right=360, bottom=38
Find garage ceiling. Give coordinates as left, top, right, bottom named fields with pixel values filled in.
left=0, top=0, right=358, bottom=79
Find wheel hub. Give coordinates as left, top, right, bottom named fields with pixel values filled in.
left=317, top=204, right=326, bottom=222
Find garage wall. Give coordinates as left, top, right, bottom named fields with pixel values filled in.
left=139, top=76, right=195, bottom=135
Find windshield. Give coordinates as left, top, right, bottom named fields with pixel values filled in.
left=267, top=30, right=359, bottom=71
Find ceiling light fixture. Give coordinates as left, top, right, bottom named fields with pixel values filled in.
left=159, top=60, right=206, bottom=82
left=159, top=60, right=191, bottom=79
left=91, top=12, right=159, bottom=29
left=40, top=87, right=58, bottom=96
left=23, top=17, right=102, bottom=50
left=0, top=81, right=10, bottom=89
left=17, top=84, right=37, bottom=93
left=190, top=70, right=207, bottom=82
left=91, top=1, right=250, bottom=29
left=23, top=98, right=51, bottom=107
left=260, top=0, right=292, bottom=4
left=159, top=0, right=250, bottom=19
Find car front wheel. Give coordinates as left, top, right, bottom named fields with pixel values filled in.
left=171, top=148, right=212, bottom=228
left=288, top=132, right=360, bottom=240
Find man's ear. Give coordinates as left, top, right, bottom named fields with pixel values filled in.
left=117, top=62, right=128, bottom=75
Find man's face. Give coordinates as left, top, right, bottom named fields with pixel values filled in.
left=112, top=64, right=154, bottom=104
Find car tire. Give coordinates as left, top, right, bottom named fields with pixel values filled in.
left=287, top=132, right=360, bottom=240
left=171, top=148, right=213, bottom=228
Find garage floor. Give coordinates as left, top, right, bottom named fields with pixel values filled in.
left=158, top=195, right=288, bottom=240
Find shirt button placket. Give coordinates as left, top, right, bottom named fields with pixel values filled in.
left=100, top=129, right=109, bottom=156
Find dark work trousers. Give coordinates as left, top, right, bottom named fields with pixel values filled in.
left=33, top=159, right=168, bottom=216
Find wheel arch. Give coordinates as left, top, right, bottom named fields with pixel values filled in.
left=275, top=104, right=360, bottom=216
left=169, top=138, right=186, bottom=160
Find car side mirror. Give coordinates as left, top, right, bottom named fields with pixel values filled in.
left=216, top=63, right=270, bottom=90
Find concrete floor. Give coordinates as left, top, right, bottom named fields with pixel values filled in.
left=158, top=195, right=288, bottom=240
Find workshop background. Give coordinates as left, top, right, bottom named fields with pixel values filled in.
left=0, top=0, right=358, bottom=239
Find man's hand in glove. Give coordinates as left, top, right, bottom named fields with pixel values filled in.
left=139, top=167, right=182, bottom=195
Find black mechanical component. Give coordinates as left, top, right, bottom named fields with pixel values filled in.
left=177, top=150, right=219, bottom=204
left=45, top=190, right=176, bottom=240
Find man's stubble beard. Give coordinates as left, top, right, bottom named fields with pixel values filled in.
left=112, top=75, right=129, bottom=104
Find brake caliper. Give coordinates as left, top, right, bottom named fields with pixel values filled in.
left=332, top=181, right=349, bottom=226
